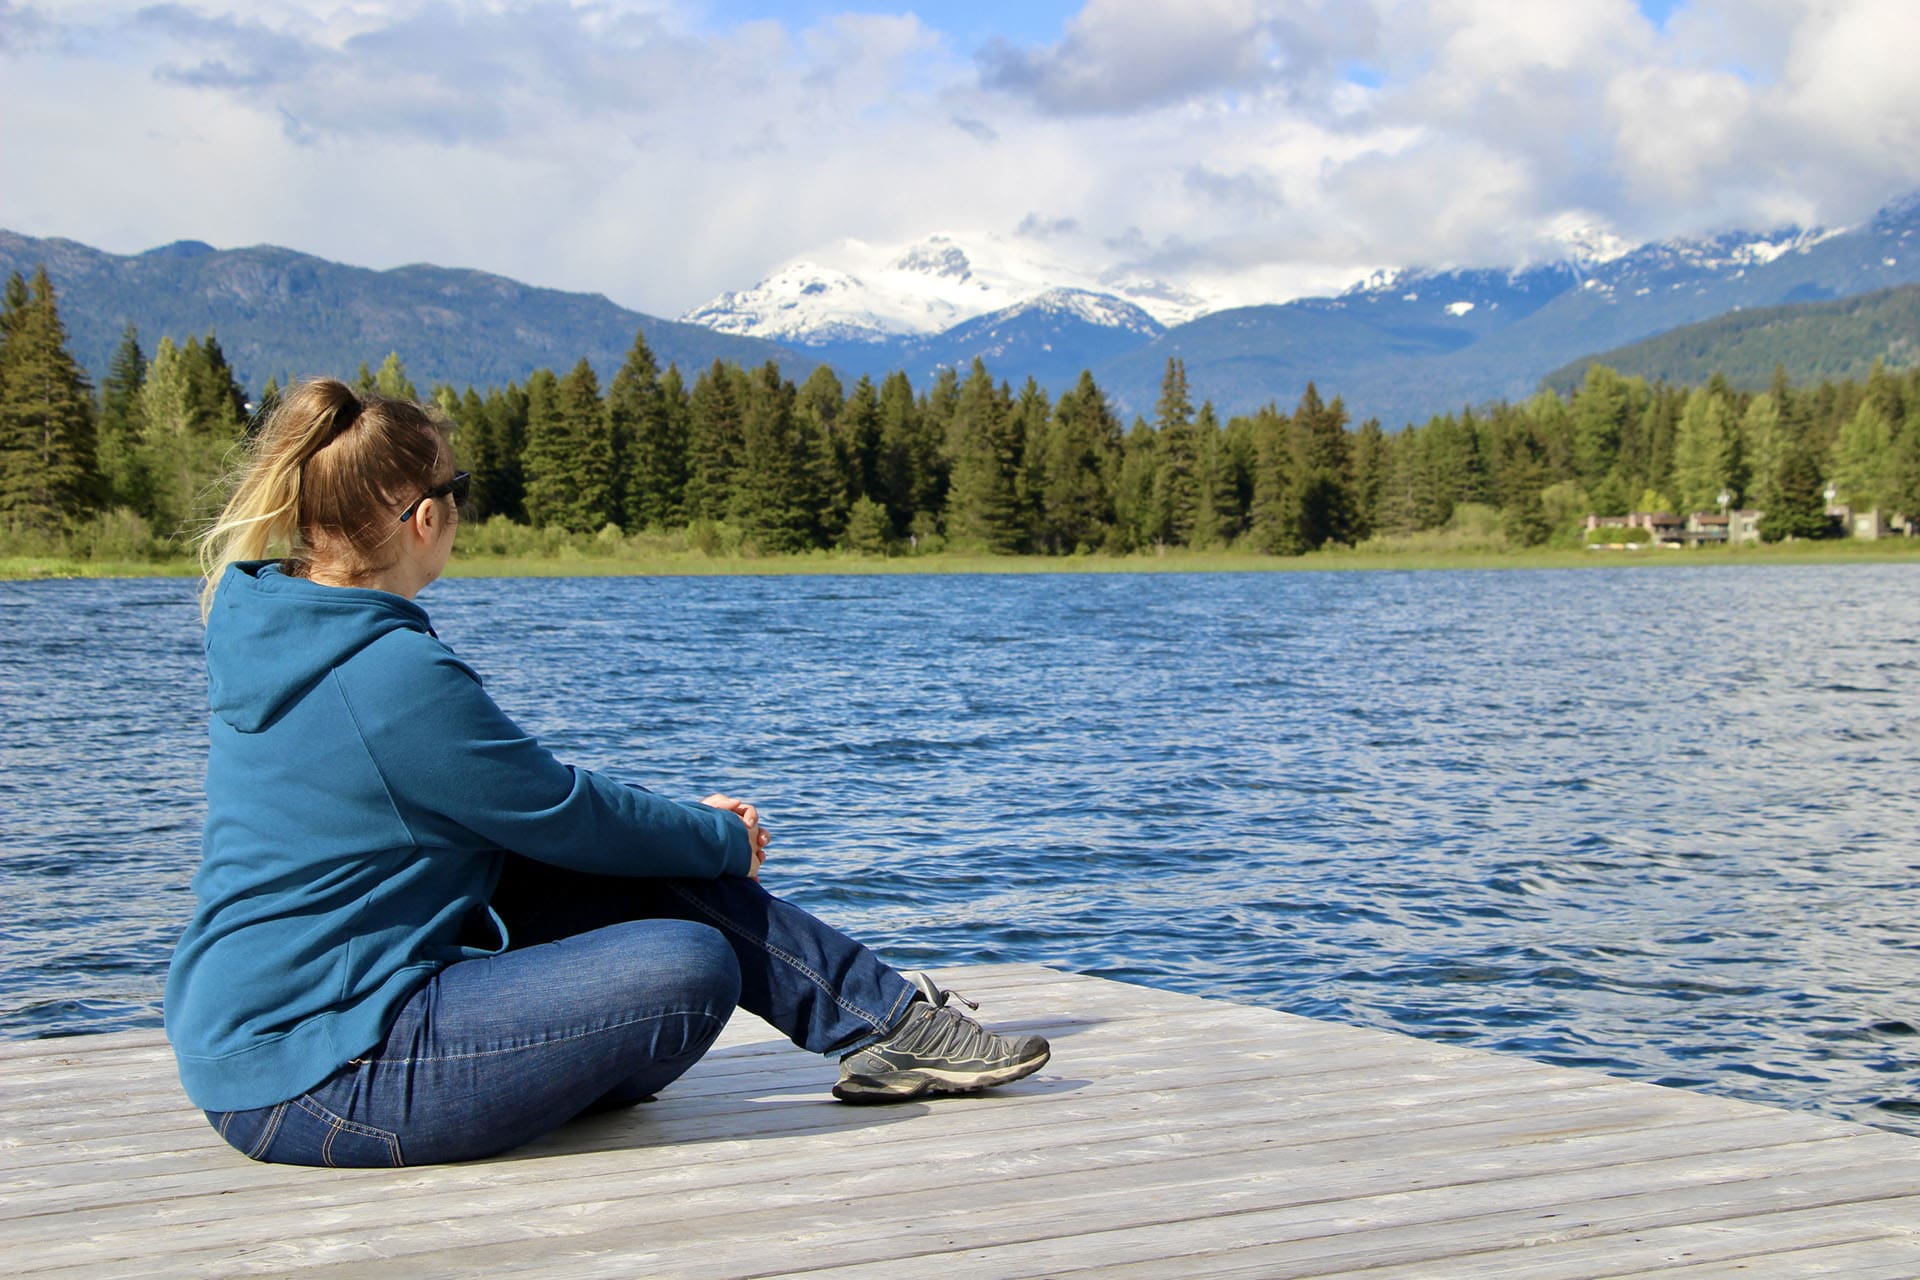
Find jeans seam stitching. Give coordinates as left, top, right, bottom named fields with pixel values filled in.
left=247, top=1102, right=287, bottom=1160
left=666, top=884, right=889, bottom=1032
left=880, top=983, right=914, bottom=1029
left=358, top=1008, right=726, bottom=1066
left=293, top=1093, right=398, bottom=1143
left=321, top=1117, right=343, bottom=1168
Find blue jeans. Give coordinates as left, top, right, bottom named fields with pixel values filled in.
left=203, top=858, right=918, bottom=1167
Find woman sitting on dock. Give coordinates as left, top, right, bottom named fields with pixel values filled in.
left=164, top=378, right=1049, bottom=1168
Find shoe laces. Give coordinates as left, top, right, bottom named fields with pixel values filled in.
left=898, top=973, right=1001, bottom=1058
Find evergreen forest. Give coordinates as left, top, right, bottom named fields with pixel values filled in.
left=5, top=266, right=1919, bottom=564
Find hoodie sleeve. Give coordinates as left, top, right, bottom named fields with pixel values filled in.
left=337, top=631, right=753, bottom=879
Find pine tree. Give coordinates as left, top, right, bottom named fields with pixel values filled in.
left=1830, top=401, right=1895, bottom=511
left=1571, top=365, right=1631, bottom=494
left=1348, top=418, right=1388, bottom=543
left=1863, top=358, right=1906, bottom=432
left=1248, top=404, right=1296, bottom=553
left=1888, top=417, right=1920, bottom=524
left=372, top=352, right=418, bottom=401
left=1641, top=383, right=1682, bottom=505
left=480, top=383, right=529, bottom=523
left=1288, top=383, right=1354, bottom=550
left=1189, top=401, right=1238, bottom=548
left=1500, top=463, right=1552, bottom=546
left=840, top=374, right=883, bottom=504
left=944, top=359, right=1025, bottom=552
left=520, top=368, right=566, bottom=528
left=659, top=364, right=691, bottom=519
left=684, top=361, right=745, bottom=523
left=96, top=324, right=147, bottom=511
left=1010, top=376, right=1050, bottom=544
left=1372, top=427, right=1419, bottom=536
left=450, top=387, right=496, bottom=520
left=795, top=364, right=850, bottom=545
left=135, top=336, right=234, bottom=535
left=559, top=359, right=615, bottom=530
left=875, top=370, right=942, bottom=537
left=1110, top=418, right=1160, bottom=552
left=1402, top=417, right=1456, bottom=529
left=1740, top=392, right=1785, bottom=510
left=733, top=362, right=811, bottom=552
left=1758, top=436, right=1831, bottom=541
left=925, top=365, right=962, bottom=461
left=0, top=268, right=99, bottom=529
left=1494, top=423, right=1552, bottom=547
left=192, top=334, right=251, bottom=427
left=1149, top=358, right=1202, bottom=545
left=1035, top=371, right=1119, bottom=553
left=609, top=331, right=682, bottom=530
left=1670, top=386, right=1738, bottom=512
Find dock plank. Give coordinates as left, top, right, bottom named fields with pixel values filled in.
left=5, top=966, right=1917, bottom=1278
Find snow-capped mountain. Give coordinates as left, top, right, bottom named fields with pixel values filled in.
left=677, top=193, right=1920, bottom=422
left=1097, top=193, right=1920, bottom=424
left=900, top=288, right=1166, bottom=392
left=681, top=231, right=1214, bottom=347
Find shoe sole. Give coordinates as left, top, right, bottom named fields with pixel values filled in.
left=832, top=1046, right=1051, bottom=1105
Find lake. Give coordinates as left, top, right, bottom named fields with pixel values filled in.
left=2, top=563, right=1917, bottom=1133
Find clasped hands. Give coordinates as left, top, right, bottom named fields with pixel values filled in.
left=702, top=793, right=770, bottom=879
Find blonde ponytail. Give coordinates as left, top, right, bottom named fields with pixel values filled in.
left=197, top=379, right=448, bottom=620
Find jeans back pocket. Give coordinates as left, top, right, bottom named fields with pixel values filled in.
left=205, top=1096, right=402, bottom=1168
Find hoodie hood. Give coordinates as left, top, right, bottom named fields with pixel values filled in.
left=206, top=561, right=434, bottom=733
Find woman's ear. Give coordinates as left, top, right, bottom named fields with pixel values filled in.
left=411, top=494, right=447, bottom=543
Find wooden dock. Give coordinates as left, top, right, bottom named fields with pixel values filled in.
left=5, top=964, right=1919, bottom=1277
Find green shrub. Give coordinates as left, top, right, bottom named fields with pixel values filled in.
left=1584, top=524, right=1651, bottom=544
left=76, top=508, right=163, bottom=561
left=843, top=497, right=891, bottom=555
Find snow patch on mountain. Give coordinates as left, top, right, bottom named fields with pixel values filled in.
left=1545, top=217, right=1634, bottom=267
left=680, top=262, right=910, bottom=345
left=950, top=287, right=1164, bottom=341
left=682, top=230, right=1217, bottom=346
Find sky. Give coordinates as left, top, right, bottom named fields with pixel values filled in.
left=3, top=0, right=1918, bottom=318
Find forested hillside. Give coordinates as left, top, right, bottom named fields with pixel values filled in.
left=4, top=266, right=1916, bottom=565
left=1544, top=283, right=1920, bottom=395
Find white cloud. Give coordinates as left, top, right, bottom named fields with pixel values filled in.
left=0, top=0, right=1915, bottom=319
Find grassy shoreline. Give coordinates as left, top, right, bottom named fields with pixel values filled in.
left=6, top=538, right=1920, bottom=582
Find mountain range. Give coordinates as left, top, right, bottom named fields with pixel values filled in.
left=0, top=232, right=809, bottom=399
left=4, top=192, right=1917, bottom=426
left=696, top=197, right=1920, bottom=424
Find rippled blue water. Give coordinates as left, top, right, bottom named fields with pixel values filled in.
left=3, top=565, right=1918, bottom=1133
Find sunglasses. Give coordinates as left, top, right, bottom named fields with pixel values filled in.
left=399, top=471, right=471, bottom=523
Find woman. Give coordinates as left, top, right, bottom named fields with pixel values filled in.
left=164, top=378, right=1048, bottom=1168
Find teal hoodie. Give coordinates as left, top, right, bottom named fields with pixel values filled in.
left=165, top=562, right=752, bottom=1111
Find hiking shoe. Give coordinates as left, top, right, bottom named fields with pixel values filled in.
left=833, top=972, right=1050, bottom=1104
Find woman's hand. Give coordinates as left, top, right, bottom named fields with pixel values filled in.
left=702, top=793, right=770, bottom=879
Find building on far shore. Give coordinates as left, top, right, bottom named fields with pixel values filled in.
left=1584, top=510, right=1756, bottom=547
left=1586, top=505, right=1909, bottom=545
left=1823, top=504, right=1913, bottom=540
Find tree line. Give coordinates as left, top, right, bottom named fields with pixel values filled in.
left=5, top=264, right=1919, bottom=557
